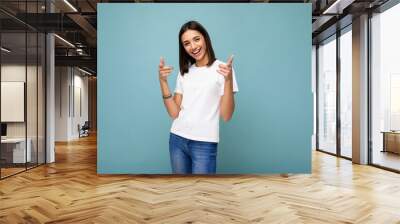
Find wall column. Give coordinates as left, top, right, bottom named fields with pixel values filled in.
left=352, top=14, right=369, bottom=164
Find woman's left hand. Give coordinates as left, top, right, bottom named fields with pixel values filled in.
left=217, top=55, right=234, bottom=81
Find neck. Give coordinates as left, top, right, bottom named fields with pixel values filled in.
left=195, top=54, right=209, bottom=67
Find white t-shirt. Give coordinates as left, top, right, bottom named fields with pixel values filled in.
left=170, top=60, right=239, bottom=143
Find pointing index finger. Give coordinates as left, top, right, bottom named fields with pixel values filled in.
left=226, top=55, right=234, bottom=67
left=159, top=57, right=165, bottom=67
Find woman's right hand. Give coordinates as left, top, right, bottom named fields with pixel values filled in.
left=159, top=57, right=173, bottom=82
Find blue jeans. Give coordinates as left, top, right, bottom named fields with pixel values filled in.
left=169, top=132, right=218, bottom=174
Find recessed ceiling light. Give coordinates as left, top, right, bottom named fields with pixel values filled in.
left=322, top=0, right=354, bottom=15
left=78, top=67, right=93, bottom=76
left=54, top=34, right=75, bottom=48
left=1, top=47, right=11, bottom=53
left=63, top=0, right=78, bottom=12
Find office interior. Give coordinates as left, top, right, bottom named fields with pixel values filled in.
left=0, top=0, right=399, bottom=222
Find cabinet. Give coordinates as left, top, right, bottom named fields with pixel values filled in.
left=382, top=131, right=400, bottom=154
left=0, top=138, right=32, bottom=164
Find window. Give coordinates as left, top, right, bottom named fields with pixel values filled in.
left=317, top=35, right=337, bottom=154
left=339, top=28, right=352, bottom=158
left=371, top=3, right=400, bottom=171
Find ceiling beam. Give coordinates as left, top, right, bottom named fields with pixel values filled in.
left=55, top=55, right=96, bottom=71
left=67, top=13, right=97, bottom=46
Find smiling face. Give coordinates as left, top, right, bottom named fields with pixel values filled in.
left=181, top=29, right=208, bottom=65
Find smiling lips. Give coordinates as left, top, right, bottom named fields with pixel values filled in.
left=192, top=47, right=202, bottom=57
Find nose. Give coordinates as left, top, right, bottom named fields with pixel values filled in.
left=190, top=42, right=196, bottom=50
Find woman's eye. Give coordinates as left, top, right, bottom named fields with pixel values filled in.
left=194, top=38, right=200, bottom=42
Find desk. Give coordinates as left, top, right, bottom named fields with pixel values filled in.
left=1, top=138, right=32, bottom=163
left=381, top=131, right=400, bottom=154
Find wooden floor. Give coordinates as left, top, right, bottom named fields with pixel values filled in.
left=0, top=167, right=26, bottom=178
left=1, top=134, right=400, bottom=224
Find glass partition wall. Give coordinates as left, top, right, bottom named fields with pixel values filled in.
left=0, top=2, right=46, bottom=179
left=0, top=31, right=27, bottom=177
left=316, top=27, right=353, bottom=159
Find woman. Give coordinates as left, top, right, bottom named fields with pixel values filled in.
left=158, top=21, right=239, bottom=174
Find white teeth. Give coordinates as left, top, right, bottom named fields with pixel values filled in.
left=192, top=48, right=201, bottom=55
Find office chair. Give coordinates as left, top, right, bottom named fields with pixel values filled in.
left=79, top=121, right=90, bottom=138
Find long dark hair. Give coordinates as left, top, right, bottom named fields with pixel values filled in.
left=179, top=21, right=216, bottom=76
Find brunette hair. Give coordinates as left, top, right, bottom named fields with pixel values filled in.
left=178, top=21, right=216, bottom=75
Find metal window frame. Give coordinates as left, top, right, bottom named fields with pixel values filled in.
left=315, top=23, right=353, bottom=161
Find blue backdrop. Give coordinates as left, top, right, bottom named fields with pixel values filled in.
left=98, top=3, right=312, bottom=174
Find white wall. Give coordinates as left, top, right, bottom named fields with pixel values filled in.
left=1, top=65, right=42, bottom=137
left=55, top=67, right=89, bottom=141
left=1, top=65, right=26, bottom=135
left=55, top=66, right=70, bottom=141
left=72, top=73, right=89, bottom=138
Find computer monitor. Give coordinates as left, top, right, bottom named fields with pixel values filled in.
left=1, top=123, right=7, bottom=137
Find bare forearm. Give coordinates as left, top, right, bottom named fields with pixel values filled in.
left=220, top=79, right=235, bottom=122
left=159, top=80, right=180, bottom=118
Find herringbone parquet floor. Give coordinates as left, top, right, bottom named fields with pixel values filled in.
left=1, top=133, right=400, bottom=224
